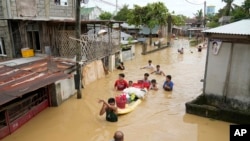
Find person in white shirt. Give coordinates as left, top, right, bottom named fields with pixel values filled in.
left=140, top=60, right=155, bottom=70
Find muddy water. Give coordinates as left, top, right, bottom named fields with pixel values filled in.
left=3, top=39, right=231, bottom=141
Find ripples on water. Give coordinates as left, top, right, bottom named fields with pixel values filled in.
left=3, top=39, right=231, bottom=141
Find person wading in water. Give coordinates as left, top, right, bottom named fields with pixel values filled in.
left=99, top=98, right=118, bottom=122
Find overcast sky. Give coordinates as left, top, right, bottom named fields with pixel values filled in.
left=82, top=0, right=245, bottom=18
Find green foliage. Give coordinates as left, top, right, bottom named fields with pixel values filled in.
left=221, top=0, right=234, bottom=16
left=194, top=9, right=203, bottom=27
left=128, top=2, right=169, bottom=27
left=113, top=5, right=131, bottom=21
left=230, top=0, right=250, bottom=22
left=99, top=12, right=113, bottom=20
left=127, top=2, right=168, bottom=45
left=231, top=6, right=247, bottom=22
left=243, top=0, right=250, bottom=12
left=205, top=0, right=249, bottom=27
left=172, top=14, right=186, bottom=26
left=207, top=21, right=220, bottom=28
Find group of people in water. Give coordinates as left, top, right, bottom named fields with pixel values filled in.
left=115, top=60, right=174, bottom=92
left=99, top=59, right=174, bottom=123
left=178, top=44, right=204, bottom=54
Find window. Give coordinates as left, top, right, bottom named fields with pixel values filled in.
left=55, top=0, right=68, bottom=6
left=27, top=31, right=41, bottom=51
left=0, top=38, right=7, bottom=56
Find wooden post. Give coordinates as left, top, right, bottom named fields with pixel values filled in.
left=167, top=15, right=172, bottom=46
left=75, top=0, right=82, bottom=99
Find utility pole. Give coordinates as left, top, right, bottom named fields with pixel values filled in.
left=75, top=0, right=82, bottom=99
left=116, top=0, right=118, bottom=14
left=204, top=1, right=206, bottom=28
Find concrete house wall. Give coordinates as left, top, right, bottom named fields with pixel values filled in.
left=0, top=0, right=76, bottom=60
left=184, top=19, right=250, bottom=124
left=6, top=0, right=75, bottom=18
left=205, top=42, right=250, bottom=108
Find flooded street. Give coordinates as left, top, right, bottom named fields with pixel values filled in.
left=3, top=39, right=231, bottom=141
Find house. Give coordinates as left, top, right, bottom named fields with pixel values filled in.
left=120, top=23, right=140, bottom=39
left=0, top=57, right=76, bottom=139
left=139, top=25, right=160, bottom=37
left=81, top=7, right=103, bottom=20
left=219, top=16, right=232, bottom=25
left=186, top=19, right=250, bottom=124
left=182, top=18, right=204, bottom=37
left=0, top=0, right=122, bottom=70
left=0, top=0, right=122, bottom=138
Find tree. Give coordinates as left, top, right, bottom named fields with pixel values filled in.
left=230, top=0, right=250, bottom=22
left=222, top=0, right=234, bottom=16
left=99, top=12, right=112, bottom=20
left=113, top=5, right=131, bottom=21
left=231, top=6, right=246, bottom=21
left=194, top=9, right=203, bottom=27
left=242, top=0, right=250, bottom=17
left=128, top=2, right=168, bottom=45
left=172, top=14, right=186, bottom=26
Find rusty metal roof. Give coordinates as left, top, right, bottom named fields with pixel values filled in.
left=0, top=58, right=76, bottom=106
left=203, top=19, right=250, bottom=35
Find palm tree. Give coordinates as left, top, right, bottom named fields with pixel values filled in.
left=222, top=0, right=234, bottom=16
left=194, top=9, right=203, bottom=27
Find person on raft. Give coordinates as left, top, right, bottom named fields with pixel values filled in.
left=128, top=80, right=133, bottom=87
left=163, top=75, right=174, bottom=91
left=114, top=73, right=128, bottom=91
left=99, top=98, right=118, bottom=122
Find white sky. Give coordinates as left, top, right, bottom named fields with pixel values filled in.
left=82, top=0, right=245, bottom=18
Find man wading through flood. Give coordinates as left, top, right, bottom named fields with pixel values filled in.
left=98, top=98, right=118, bottom=122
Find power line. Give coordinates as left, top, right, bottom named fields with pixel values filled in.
left=184, top=0, right=204, bottom=5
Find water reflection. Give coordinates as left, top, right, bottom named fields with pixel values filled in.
left=2, top=39, right=231, bottom=141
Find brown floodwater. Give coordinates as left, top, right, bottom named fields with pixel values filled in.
left=3, top=38, right=231, bottom=141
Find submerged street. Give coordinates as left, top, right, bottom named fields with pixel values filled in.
left=3, top=39, right=231, bottom=141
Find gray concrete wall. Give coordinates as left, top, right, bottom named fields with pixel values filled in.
left=205, top=42, right=231, bottom=96
left=0, top=20, right=13, bottom=61
left=227, top=43, right=250, bottom=102
left=55, top=77, right=76, bottom=101
left=8, top=0, right=74, bottom=18
left=49, top=0, right=74, bottom=18
left=0, top=0, right=4, bottom=18
left=205, top=41, right=250, bottom=102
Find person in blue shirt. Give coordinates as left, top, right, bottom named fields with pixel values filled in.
left=163, top=75, right=174, bottom=91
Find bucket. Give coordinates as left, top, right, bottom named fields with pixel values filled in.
left=116, top=94, right=126, bottom=109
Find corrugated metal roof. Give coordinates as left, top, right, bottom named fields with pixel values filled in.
left=139, top=25, right=159, bottom=35
left=0, top=58, right=76, bottom=106
left=203, top=19, right=250, bottom=35
left=121, top=23, right=140, bottom=29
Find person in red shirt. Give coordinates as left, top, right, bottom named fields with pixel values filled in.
left=114, top=73, right=128, bottom=91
